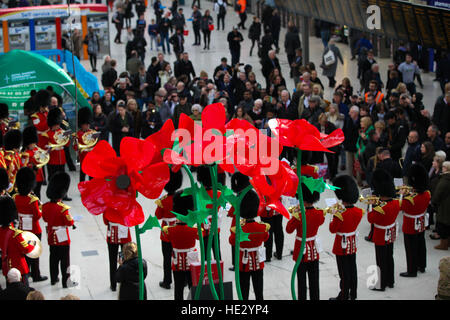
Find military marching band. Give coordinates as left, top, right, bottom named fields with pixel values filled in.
left=0, top=90, right=442, bottom=301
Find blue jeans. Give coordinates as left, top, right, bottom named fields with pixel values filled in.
left=160, top=32, right=170, bottom=54
left=321, top=30, right=330, bottom=48
left=149, top=35, right=159, bottom=51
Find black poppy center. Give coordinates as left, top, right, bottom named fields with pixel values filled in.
left=116, top=175, right=131, bottom=190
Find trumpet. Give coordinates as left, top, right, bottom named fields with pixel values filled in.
left=323, top=202, right=346, bottom=221
left=359, top=195, right=387, bottom=207
left=288, top=205, right=301, bottom=220
left=48, top=130, right=72, bottom=150
left=74, top=130, right=100, bottom=151
left=396, top=185, right=416, bottom=198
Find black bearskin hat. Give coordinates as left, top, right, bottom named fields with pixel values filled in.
left=408, top=163, right=429, bottom=193
left=231, top=172, right=250, bottom=194
left=0, top=196, right=18, bottom=227
left=16, top=167, right=36, bottom=196
left=240, top=190, right=260, bottom=219
left=0, top=103, right=8, bottom=119
left=196, top=165, right=212, bottom=189
left=34, top=89, right=51, bottom=110
left=78, top=107, right=93, bottom=127
left=332, top=175, right=359, bottom=204
left=172, top=189, right=194, bottom=217
left=164, top=169, right=183, bottom=194
left=372, top=168, right=396, bottom=198
left=4, top=129, right=22, bottom=151
left=22, top=126, right=38, bottom=147
left=47, top=107, right=63, bottom=127
left=0, top=168, right=9, bottom=192
left=46, top=171, right=70, bottom=200
left=301, top=182, right=320, bottom=204
left=300, top=150, right=312, bottom=165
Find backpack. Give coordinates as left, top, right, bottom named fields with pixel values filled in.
left=219, top=3, right=226, bottom=16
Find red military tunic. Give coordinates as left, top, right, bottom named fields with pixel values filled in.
left=103, top=216, right=131, bottom=244
left=165, top=223, right=199, bottom=271
left=155, top=194, right=177, bottom=242
left=401, top=191, right=431, bottom=234
left=229, top=220, right=269, bottom=272
left=30, top=111, right=49, bottom=149
left=286, top=207, right=325, bottom=262
left=73, top=129, right=94, bottom=166
left=46, top=129, right=69, bottom=165
left=0, top=149, right=6, bottom=170
left=13, top=193, right=42, bottom=235
left=3, top=150, right=22, bottom=192
left=23, top=148, right=44, bottom=182
left=367, top=200, right=401, bottom=246
left=0, top=226, right=35, bottom=276
left=42, top=201, right=74, bottom=246
left=329, top=206, right=364, bottom=256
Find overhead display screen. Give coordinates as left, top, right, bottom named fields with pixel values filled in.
left=413, top=6, right=435, bottom=47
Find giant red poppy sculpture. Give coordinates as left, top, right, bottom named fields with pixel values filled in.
left=78, top=137, right=170, bottom=227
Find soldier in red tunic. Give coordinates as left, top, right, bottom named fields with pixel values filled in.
left=3, top=130, right=23, bottom=195
left=156, top=169, right=183, bottom=290
left=13, top=167, right=48, bottom=283
left=229, top=190, right=270, bottom=300
left=103, top=216, right=131, bottom=292
left=21, top=126, right=45, bottom=199
left=42, top=172, right=74, bottom=288
left=30, top=90, right=50, bottom=150
left=400, top=163, right=431, bottom=277
left=329, top=175, right=364, bottom=300
left=0, top=103, right=10, bottom=136
left=163, top=190, right=200, bottom=300
left=367, top=169, right=401, bottom=291
left=73, top=107, right=94, bottom=183
left=286, top=183, right=325, bottom=300
left=0, top=196, right=36, bottom=287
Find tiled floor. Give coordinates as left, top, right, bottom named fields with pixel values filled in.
left=1, top=0, right=446, bottom=300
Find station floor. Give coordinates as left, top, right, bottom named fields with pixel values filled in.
left=1, top=0, right=447, bottom=300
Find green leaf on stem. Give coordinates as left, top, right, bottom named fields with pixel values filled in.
left=139, top=215, right=161, bottom=234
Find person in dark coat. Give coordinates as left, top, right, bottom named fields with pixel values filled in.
left=116, top=242, right=148, bottom=300
left=261, top=50, right=281, bottom=91
left=320, top=39, right=343, bottom=88
left=284, top=22, right=301, bottom=76
left=109, top=101, right=134, bottom=156
left=343, top=106, right=360, bottom=175
left=270, top=9, right=281, bottom=51
left=0, top=268, right=35, bottom=301
left=227, top=27, right=244, bottom=66
left=141, top=101, right=162, bottom=138
left=169, top=28, right=185, bottom=58
left=200, top=9, right=213, bottom=50
left=432, top=91, right=450, bottom=140
left=248, top=16, right=261, bottom=57
left=92, top=103, right=109, bottom=142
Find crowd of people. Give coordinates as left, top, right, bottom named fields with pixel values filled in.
left=0, top=0, right=449, bottom=301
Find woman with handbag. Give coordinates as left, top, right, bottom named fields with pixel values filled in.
left=320, top=39, right=343, bottom=88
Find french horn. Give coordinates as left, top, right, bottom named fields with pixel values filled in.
left=75, top=130, right=100, bottom=151
left=48, top=130, right=71, bottom=150
left=22, top=231, right=42, bottom=259
left=34, top=146, right=50, bottom=168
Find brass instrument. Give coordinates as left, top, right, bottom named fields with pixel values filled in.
left=34, top=146, right=50, bottom=168
left=22, top=231, right=42, bottom=259
left=323, top=202, right=346, bottom=221
left=396, top=185, right=417, bottom=198
left=74, top=130, right=100, bottom=151
left=19, top=152, right=30, bottom=167
left=288, top=205, right=301, bottom=220
left=8, top=119, right=20, bottom=130
left=48, top=130, right=72, bottom=150
left=359, top=195, right=387, bottom=207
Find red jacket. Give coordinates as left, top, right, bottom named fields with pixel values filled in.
left=329, top=206, right=363, bottom=256
left=401, top=191, right=431, bottom=234
left=3, top=150, right=22, bottom=191
left=0, top=226, right=35, bottom=276
left=229, top=220, right=269, bottom=272
left=103, top=216, right=131, bottom=244
left=367, top=199, right=400, bottom=245
left=155, top=194, right=176, bottom=242
left=42, top=201, right=74, bottom=246
left=73, top=129, right=94, bottom=166
left=13, top=193, right=42, bottom=235
left=30, top=112, right=49, bottom=149
left=286, top=207, right=325, bottom=262
left=46, top=128, right=69, bottom=165
left=0, top=150, right=6, bottom=170
left=165, top=223, right=199, bottom=271
left=24, top=148, right=44, bottom=182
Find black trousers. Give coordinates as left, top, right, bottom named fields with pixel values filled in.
left=325, top=151, right=339, bottom=180
left=230, top=48, right=240, bottom=66
left=89, top=54, right=97, bottom=70
left=297, top=260, right=319, bottom=300
left=231, top=245, right=235, bottom=266
left=26, top=233, right=43, bottom=280
left=114, top=24, right=122, bottom=43
left=107, top=243, right=124, bottom=289
left=202, top=30, right=211, bottom=49
left=173, top=270, right=192, bottom=300
left=64, top=146, right=76, bottom=171
left=240, top=269, right=264, bottom=300
left=261, top=215, right=284, bottom=260
left=250, top=39, right=259, bottom=56
left=191, top=0, right=201, bottom=8
left=34, top=182, right=43, bottom=200
left=47, top=164, right=65, bottom=181
left=194, top=25, right=201, bottom=45
left=238, top=12, right=247, bottom=29
left=375, top=243, right=394, bottom=289
left=161, top=241, right=173, bottom=285
left=217, top=14, right=225, bottom=30
left=203, top=233, right=221, bottom=261
left=49, top=245, right=70, bottom=287
left=335, top=254, right=357, bottom=300
left=403, top=232, right=426, bottom=275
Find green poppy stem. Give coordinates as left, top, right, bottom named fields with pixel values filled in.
left=181, top=164, right=206, bottom=301
left=290, top=149, right=307, bottom=300
left=135, top=225, right=145, bottom=300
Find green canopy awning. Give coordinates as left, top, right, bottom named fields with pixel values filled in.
left=0, top=50, right=90, bottom=111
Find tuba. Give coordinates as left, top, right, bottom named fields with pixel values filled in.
left=22, top=231, right=42, bottom=259
left=76, top=130, right=100, bottom=151
left=48, top=129, right=72, bottom=150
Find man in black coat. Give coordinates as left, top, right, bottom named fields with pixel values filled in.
left=0, top=268, right=35, bottom=301
left=432, top=91, right=450, bottom=139
left=271, top=9, right=281, bottom=52
left=385, top=111, right=408, bottom=162
left=191, top=5, right=202, bottom=46
left=213, top=57, right=233, bottom=87
left=169, top=28, right=185, bottom=58
left=174, top=53, right=196, bottom=82
left=343, top=106, right=360, bottom=175
left=375, top=149, right=402, bottom=178
left=284, top=23, right=301, bottom=77
left=227, top=27, right=244, bottom=66
left=261, top=50, right=281, bottom=90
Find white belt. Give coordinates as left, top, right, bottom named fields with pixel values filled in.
left=374, top=222, right=397, bottom=230
left=18, top=213, right=32, bottom=218
left=109, top=223, right=121, bottom=227
left=337, top=231, right=356, bottom=237
left=52, top=226, right=67, bottom=230
left=37, top=130, right=47, bottom=134
left=296, top=235, right=317, bottom=242
left=404, top=213, right=425, bottom=219
left=240, top=245, right=264, bottom=253
left=162, top=218, right=177, bottom=225
left=173, top=247, right=195, bottom=254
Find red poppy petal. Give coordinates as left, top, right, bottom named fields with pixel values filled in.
left=120, top=137, right=156, bottom=172
left=104, top=203, right=145, bottom=227
left=137, top=162, right=170, bottom=199
left=321, top=128, right=345, bottom=149
left=163, top=148, right=189, bottom=165
left=178, top=113, right=195, bottom=138
left=295, top=135, right=333, bottom=152
left=295, top=119, right=321, bottom=139
left=202, top=103, right=226, bottom=134
left=82, top=141, right=122, bottom=178
left=268, top=200, right=290, bottom=219
left=145, top=119, right=175, bottom=163
left=78, top=178, right=113, bottom=215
